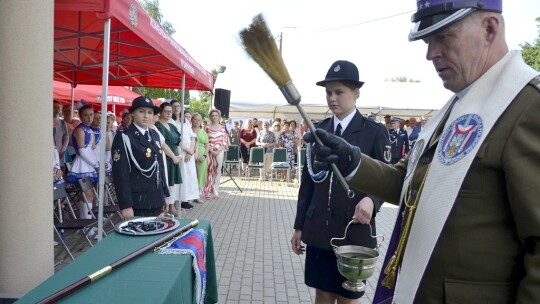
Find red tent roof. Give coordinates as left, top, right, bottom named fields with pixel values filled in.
left=54, top=80, right=135, bottom=105
left=54, top=0, right=214, bottom=91
left=53, top=81, right=161, bottom=113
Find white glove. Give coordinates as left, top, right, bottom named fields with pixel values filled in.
left=78, top=147, right=99, bottom=170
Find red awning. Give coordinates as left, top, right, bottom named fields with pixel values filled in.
left=54, top=0, right=214, bottom=91
left=53, top=80, right=154, bottom=112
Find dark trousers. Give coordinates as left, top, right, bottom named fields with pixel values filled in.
left=133, top=207, right=162, bottom=217
left=240, top=145, right=250, bottom=163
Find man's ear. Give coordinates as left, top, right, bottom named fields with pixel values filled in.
left=483, top=14, right=501, bottom=45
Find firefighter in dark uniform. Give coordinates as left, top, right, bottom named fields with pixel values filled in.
left=388, top=116, right=409, bottom=164
left=111, top=96, right=169, bottom=220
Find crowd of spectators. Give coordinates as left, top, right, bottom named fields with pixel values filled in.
left=380, top=114, right=429, bottom=149
left=55, top=99, right=434, bottom=219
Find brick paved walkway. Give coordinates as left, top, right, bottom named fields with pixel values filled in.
left=187, top=176, right=398, bottom=304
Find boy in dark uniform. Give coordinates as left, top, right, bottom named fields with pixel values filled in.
left=388, top=116, right=409, bottom=164
left=111, top=96, right=169, bottom=220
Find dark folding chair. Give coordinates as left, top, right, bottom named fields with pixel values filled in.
left=270, top=148, right=291, bottom=183
left=53, top=183, right=98, bottom=260
left=221, top=145, right=243, bottom=192
left=246, top=147, right=265, bottom=179
left=224, top=144, right=242, bottom=177
left=78, top=176, right=120, bottom=232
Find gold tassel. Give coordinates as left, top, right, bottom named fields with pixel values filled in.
left=380, top=165, right=432, bottom=290
left=382, top=270, right=396, bottom=289
left=384, top=254, right=397, bottom=275
left=381, top=253, right=398, bottom=289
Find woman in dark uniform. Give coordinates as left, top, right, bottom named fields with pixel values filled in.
left=291, top=60, right=389, bottom=303
left=111, top=96, right=169, bottom=220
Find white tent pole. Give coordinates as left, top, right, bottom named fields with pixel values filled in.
left=180, top=72, right=185, bottom=138
left=178, top=74, right=186, bottom=219
left=96, top=18, right=111, bottom=241
left=70, top=82, right=75, bottom=117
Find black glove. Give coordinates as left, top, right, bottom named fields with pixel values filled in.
left=303, top=129, right=361, bottom=177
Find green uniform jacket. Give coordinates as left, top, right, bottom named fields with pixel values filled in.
left=350, top=78, right=540, bottom=303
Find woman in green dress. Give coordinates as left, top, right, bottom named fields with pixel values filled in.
left=155, top=103, right=182, bottom=213
left=192, top=113, right=209, bottom=191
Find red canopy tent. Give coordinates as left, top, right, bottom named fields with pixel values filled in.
left=54, top=0, right=214, bottom=240
left=53, top=80, right=161, bottom=113
left=54, top=0, right=214, bottom=90
left=54, top=80, right=136, bottom=108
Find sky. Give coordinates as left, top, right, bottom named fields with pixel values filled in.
left=158, top=0, right=540, bottom=109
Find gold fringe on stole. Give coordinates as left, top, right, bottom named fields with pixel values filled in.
left=382, top=254, right=397, bottom=288
left=380, top=164, right=431, bottom=289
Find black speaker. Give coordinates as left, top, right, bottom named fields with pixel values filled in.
left=214, top=88, right=231, bottom=118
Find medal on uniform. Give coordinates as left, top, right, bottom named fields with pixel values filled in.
left=146, top=148, right=152, bottom=158
left=113, top=149, right=121, bottom=162
left=384, top=145, right=392, bottom=163
left=405, top=139, right=425, bottom=179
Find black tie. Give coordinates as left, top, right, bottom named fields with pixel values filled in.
left=144, top=131, right=151, bottom=142
left=335, top=123, right=342, bottom=137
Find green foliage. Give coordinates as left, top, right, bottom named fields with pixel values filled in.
left=136, top=0, right=175, bottom=35
left=521, top=17, right=540, bottom=71
left=134, top=0, right=178, bottom=97
left=188, top=98, right=210, bottom=119
left=385, top=76, right=420, bottom=83
left=135, top=1, right=227, bottom=105
left=197, top=65, right=227, bottom=116
left=212, top=66, right=227, bottom=85
left=137, top=87, right=190, bottom=101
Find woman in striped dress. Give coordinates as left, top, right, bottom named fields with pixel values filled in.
left=201, top=109, right=228, bottom=200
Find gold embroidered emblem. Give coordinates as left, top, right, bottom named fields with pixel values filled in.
left=113, top=150, right=121, bottom=162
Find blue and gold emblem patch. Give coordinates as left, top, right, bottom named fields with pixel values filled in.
left=438, top=114, right=483, bottom=165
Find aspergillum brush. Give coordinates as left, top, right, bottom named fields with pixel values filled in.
left=239, top=14, right=354, bottom=198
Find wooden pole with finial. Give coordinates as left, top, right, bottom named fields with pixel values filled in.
left=239, top=14, right=354, bottom=198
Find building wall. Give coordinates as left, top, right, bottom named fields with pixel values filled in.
left=0, top=0, right=54, bottom=298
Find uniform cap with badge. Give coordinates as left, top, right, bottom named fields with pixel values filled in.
left=129, top=96, right=160, bottom=114
left=316, top=60, right=365, bottom=89
left=120, top=108, right=130, bottom=118
left=391, top=117, right=401, bottom=124
left=409, top=0, right=502, bottom=41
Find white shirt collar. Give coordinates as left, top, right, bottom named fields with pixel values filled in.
left=133, top=123, right=148, bottom=134
left=333, top=110, right=357, bottom=133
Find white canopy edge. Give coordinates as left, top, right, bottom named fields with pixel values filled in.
left=227, top=81, right=453, bottom=120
